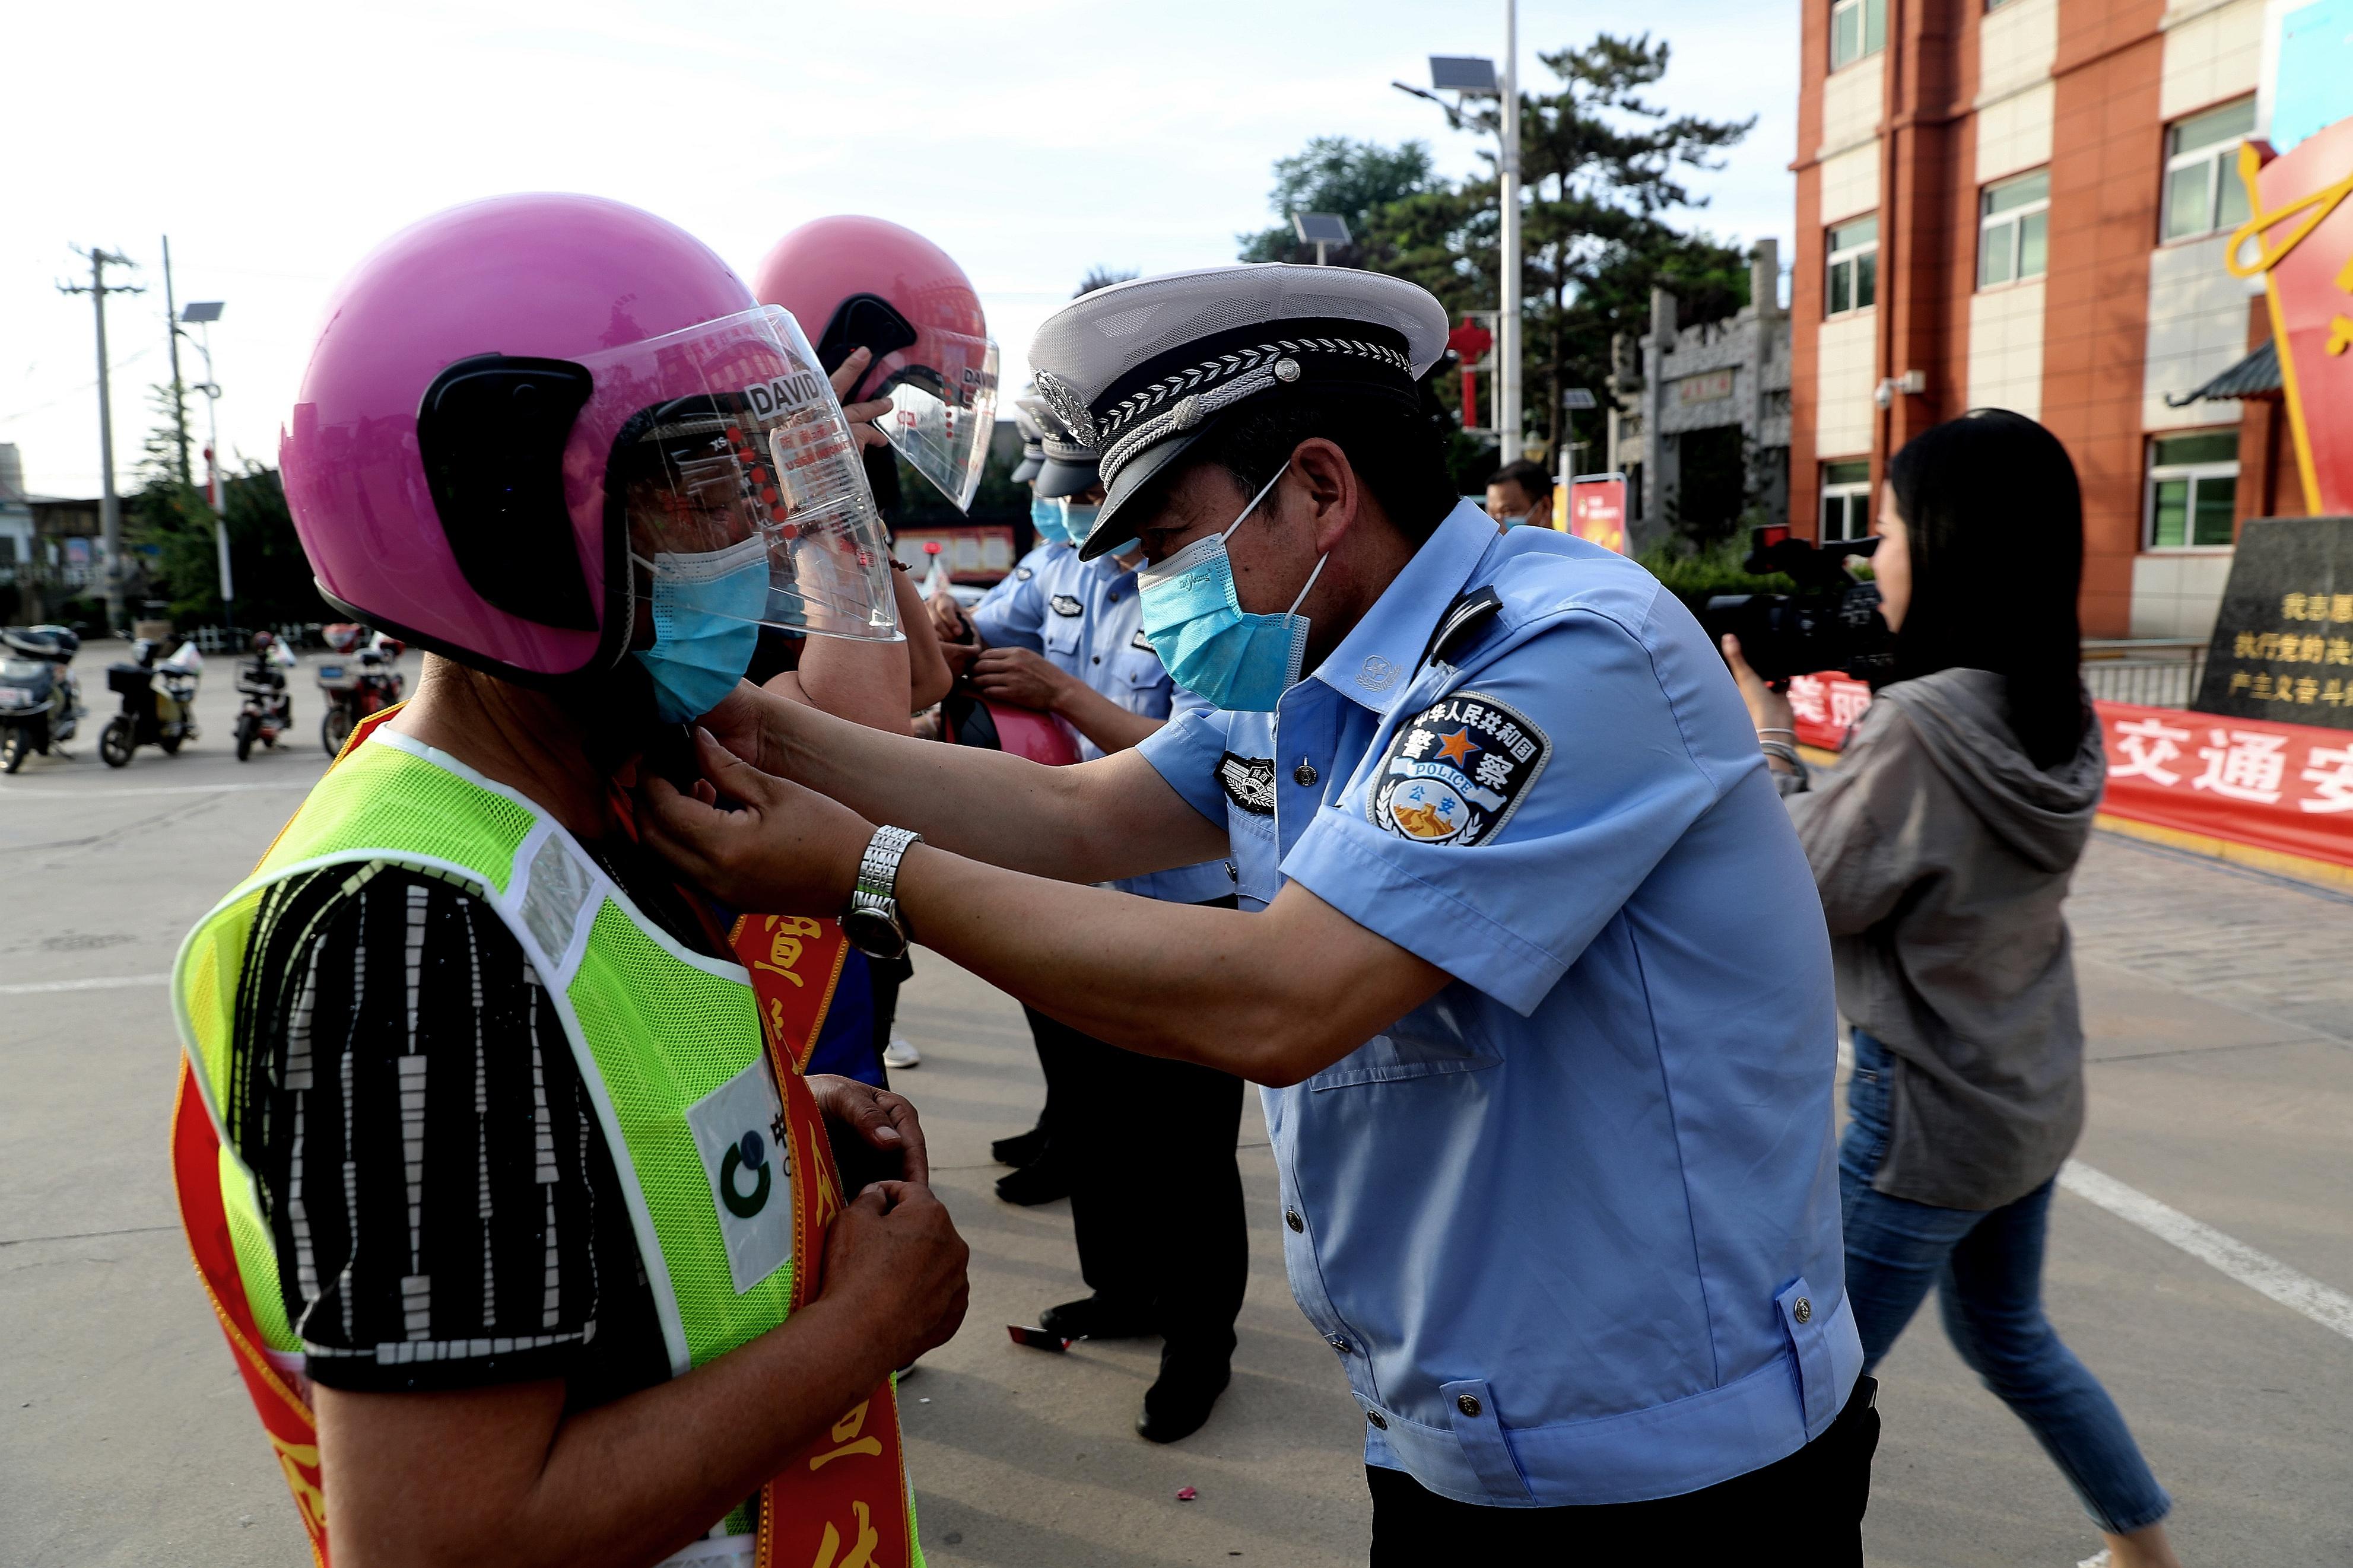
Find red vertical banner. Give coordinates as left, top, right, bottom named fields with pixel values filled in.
left=1566, top=476, right=1628, bottom=554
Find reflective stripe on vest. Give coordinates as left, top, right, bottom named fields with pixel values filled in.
left=170, top=724, right=921, bottom=1566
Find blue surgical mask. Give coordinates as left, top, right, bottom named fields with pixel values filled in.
left=632, top=535, right=770, bottom=723
left=1060, top=500, right=1100, bottom=549
left=1030, top=493, right=1069, bottom=546
left=1137, top=461, right=1325, bottom=712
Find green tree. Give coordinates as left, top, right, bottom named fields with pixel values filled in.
left=1237, top=136, right=1441, bottom=266
left=131, top=461, right=329, bottom=629
left=1243, top=34, right=1755, bottom=482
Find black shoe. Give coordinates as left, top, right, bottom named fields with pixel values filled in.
left=993, top=1159, right=1071, bottom=1206
left=1039, top=1295, right=1160, bottom=1341
left=991, top=1125, right=1050, bottom=1169
left=1136, top=1349, right=1231, bottom=1443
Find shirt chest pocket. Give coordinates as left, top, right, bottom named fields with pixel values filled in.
left=1306, top=1026, right=1501, bottom=1090
left=1113, top=652, right=1168, bottom=709
left=1042, top=616, right=1082, bottom=659
left=1226, top=808, right=1281, bottom=912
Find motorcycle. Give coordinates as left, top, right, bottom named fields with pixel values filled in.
left=317, top=628, right=405, bottom=756
left=0, top=625, right=85, bottom=774
left=99, top=638, right=203, bottom=768
left=233, top=632, right=300, bottom=761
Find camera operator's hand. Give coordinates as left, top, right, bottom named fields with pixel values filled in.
left=1720, top=634, right=1796, bottom=743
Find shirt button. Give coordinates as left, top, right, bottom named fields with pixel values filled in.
left=1293, top=762, right=1317, bottom=786
left=1092, top=656, right=1101, bottom=664
left=1285, top=1207, right=1304, bottom=1233
left=1793, top=1297, right=1813, bottom=1325
left=1456, top=1394, right=1482, bottom=1418
left=1326, top=1334, right=1352, bottom=1354
left=1366, top=1408, right=1388, bottom=1430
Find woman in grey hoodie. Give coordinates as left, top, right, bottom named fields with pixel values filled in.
left=1725, top=411, right=2181, bottom=1568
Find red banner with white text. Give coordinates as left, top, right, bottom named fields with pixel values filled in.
left=1787, top=675, right=2353, bottom=869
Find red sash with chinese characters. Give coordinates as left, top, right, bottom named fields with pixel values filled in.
left=730, top=912, right=917, bottom=1568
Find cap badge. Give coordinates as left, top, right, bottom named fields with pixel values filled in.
left=1033, top=370, right=1098, bottom=447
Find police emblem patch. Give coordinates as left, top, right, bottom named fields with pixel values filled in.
left=1368, top=691, right=1549, bottom=847
left=1217, top=752, right=1277, bottom=816
left=1131, top=629, right=1156, bottom=654
left=1014, top=566, right=1034, bottom=582
left=1049, top=594, right=1083, bottom=618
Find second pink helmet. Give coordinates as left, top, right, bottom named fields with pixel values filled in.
left=283, top=193, right=898, bottom=686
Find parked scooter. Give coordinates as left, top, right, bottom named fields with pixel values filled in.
left=233, top=632, right=300, bottom=761
left=317, top=626, right=405, bottom=756
left=99, top=638, right=203, bottom=768
left=0, top=625, right=85, bottom=774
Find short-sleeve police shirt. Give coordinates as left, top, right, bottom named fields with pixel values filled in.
left=1136, top=501, right=1859, bottom=1507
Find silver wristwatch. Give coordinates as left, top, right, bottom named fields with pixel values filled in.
left=842, top=825, right=922, bottom=960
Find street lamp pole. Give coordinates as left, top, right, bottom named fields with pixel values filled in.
left=180, top=301, right=230, bottom=632
left=58, top=246, right=143, bottom=634
left=1499, top=0, right=1522, bottom=460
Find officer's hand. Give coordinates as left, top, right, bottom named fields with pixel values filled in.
left=970, top=647, right=1068, bottom=714
left=1719, top=634, right=1796, bottom=737
left=696, top=681, right=799, bottom=778
left=926, top=589, right=971, bottom=645
left=639, top=727, right=873, bottom=915
left=830, top=346, right=894, bottom=453
left=806, top=1075, right=929, bottom=1187
left=819, top=1181, right=970, bottom=1367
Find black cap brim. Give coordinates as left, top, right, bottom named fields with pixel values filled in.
left=1035, top=455, right=1101, bottom=501
left=1011, top=454, right=1043, bottom=482
left=1075, top=420, right=1220, bottom=559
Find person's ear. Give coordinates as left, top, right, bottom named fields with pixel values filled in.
left=1287, top=438, right=1360, bottom=555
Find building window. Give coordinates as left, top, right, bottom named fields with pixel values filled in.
left=1977, top=169, right=2050, bottom=288
left=2164, top=98, right=2255, bottom=242
left=1831, top=0, right=1887, bottom=68
left=1825, top=215, right=1878, bottom=317
left=1821, top=460, right=1873, bottom=542
left=2146, top=431, right=2239, bottom=549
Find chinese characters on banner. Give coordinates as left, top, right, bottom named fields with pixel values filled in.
left=1559, top=475, right=1628, bottom=554
left=1790, top=672, right=2353, bottom=870
left=2098, top=701, right=2353, bottom=866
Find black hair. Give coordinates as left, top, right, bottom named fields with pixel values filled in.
left=1180, top=382, right=1458, bottom=545
left=1489, top=459, right=1554, bottom=499
left=1885, top=408, right=2087, bottom=770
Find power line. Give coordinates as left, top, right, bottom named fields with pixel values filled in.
left=0, top=346, right=157, bottom=427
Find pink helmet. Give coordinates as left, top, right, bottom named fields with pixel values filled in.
left=752, top=217, right=1000, bottom=513
left=283, top=193, right=897, bottom=686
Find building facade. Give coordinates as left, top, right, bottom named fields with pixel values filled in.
left=1790, top=0, right=2287, bottom=640
left=1611, top=241, right=1795, bottom=554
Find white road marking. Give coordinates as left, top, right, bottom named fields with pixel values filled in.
left=0, top=780, right=315, bottom=799
left=1838, top=1035, right=2353, bottom=1343
left=2059, top=1160, right=2353, bottom=1343
left=0, top=974, right=170, bottom=995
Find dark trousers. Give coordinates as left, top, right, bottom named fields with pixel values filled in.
left=1366, top=1379, right=1879, bottom=1563
left=1023, top=1002, right=1248, bottom=1359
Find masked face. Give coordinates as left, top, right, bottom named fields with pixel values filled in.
left=1135, top=461, right=1325, bottom=712
left=630, top=535, right=770, bottom=723
left=1030, top=491, right=1070, bottom=546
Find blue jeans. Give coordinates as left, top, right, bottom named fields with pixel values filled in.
left=1841, top=1030, right=2171, bottom=1535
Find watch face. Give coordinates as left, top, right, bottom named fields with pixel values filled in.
left=842, top=905, right=908, bottom=961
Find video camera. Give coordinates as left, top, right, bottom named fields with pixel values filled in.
left=1704, top=526, right=1894, bottom=684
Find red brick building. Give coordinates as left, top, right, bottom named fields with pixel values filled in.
left=1789, top=0, right=2291, bottom=640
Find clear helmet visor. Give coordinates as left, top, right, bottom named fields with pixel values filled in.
left=580, top=305, right=900, bottom=644
left=877, top=329, right=1000, bottom=514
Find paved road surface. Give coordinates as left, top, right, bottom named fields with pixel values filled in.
left=2, top=643, right=2346, bottom=1564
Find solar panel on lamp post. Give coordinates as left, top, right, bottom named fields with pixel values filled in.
left=1291, top=212, right=1351, bottom=266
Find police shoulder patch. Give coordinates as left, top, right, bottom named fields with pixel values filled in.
left=1131, top=629, right=1156, bottom=654
left=1049, top=593, right=1083, bottom=617
left=1014, top=566, right=1034, bottom=581
left=1217, top=752, right=1276, bottom=816
left=1367, top=691, right=1550, bottom=847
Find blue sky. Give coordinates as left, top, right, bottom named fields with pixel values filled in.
left=1, top=0, right=1797, bottom=497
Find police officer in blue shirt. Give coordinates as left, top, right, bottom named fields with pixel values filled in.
left=644, top=264, right=1876, bottom=1555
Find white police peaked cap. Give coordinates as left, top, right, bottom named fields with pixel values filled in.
left=1027, top=263, right=1449, bottom=557
left=1010, top=401, right=1048, bottom=483
left=1014, top=393, right=1103, bottom=502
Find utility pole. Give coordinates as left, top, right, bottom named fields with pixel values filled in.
left=58, top=246, right=144, bottom=634
left=1498, top=0, right=1522, bottom=461
left=161, top=236, right=192, bottom=485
